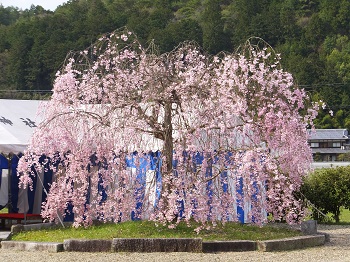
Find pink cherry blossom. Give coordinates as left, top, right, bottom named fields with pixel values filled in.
left=18, top=28, right=319, bottom=228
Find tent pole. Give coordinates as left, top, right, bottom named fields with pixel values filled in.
left=36, top=165, right=65, bottom=228
left=7, top=153, right=12, bottom=214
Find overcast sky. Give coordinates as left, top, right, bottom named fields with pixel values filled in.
left=0, top=0, right=67, bottom=11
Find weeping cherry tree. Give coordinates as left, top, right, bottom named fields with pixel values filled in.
left=18, top=28, right=319, bottom=228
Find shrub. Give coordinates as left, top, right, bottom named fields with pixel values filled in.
left=300, top=166, right=350, bottom=223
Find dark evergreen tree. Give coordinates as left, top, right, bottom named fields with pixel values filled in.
left=201, top=0, right=230, bottom=54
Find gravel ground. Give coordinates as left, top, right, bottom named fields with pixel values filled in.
left=0, top=224, right=349, bottom=262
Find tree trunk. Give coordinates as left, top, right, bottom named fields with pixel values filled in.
left=160, top=102, right=174, bottom=218
left=334, top=208, right=340, bottom=223
left=163, top=102, right=173, bottom=176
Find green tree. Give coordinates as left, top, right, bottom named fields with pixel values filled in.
left=0, top=24, right=10, bottom=51
left=173, top=0, right=202, bottom=20
left=0, top=50, right=11, bottom=91
left=201, top=0, right=230, bottom=53
left=279, top=0, right=301, bottom=41
left=223, top=0, right=270, bottom=48
left=0, top=5, right=20, bottom=25
left=324, top=35, right=350, bottom=84
left=7, top=20, right=34, bottom=90
left=303, top=13, right=331, bottom=50
left=301, top=166, right=350, bottom=223
left=126, top=7, right=151, bottom=41
left=297, top=0, right=320, bottom=17
left=86, top=0, right=113, bottom=37
left=319, top=0, right=350, bottom=35
left=150, top=18, right=203, bottom=53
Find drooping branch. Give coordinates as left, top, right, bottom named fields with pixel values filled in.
left=18, top=28, right=320, bottom=228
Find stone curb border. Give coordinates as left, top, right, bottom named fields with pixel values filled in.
left=0, top=220, right=327, bottom=253
left=1, top=240, right=64, bottom=252
left=111, top=238, right=202, bottom=252
left=257, top=234, right=326, bottom=252
left=0, top=235, right=327, bottom=253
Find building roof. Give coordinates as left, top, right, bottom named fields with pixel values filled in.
left=309, top=129, right=349, bottom=140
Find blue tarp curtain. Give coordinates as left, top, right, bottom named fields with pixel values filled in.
left=110, top=151, right=247, bottom=223
left=0, top=154, right=53, bottom=214
left=0, top=154, right=9, bottom=210
left=0, top=152, right=255, bottom=223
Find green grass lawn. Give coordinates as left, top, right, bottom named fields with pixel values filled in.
left=308, top=208, right=350, bottom=225
left=0, top=207, right=8, bottom=213
left=9, top=208, right=350, bottom=243
left=11, top=220, right=302, bottom=242
left=339, top=208, right=350, bottom=223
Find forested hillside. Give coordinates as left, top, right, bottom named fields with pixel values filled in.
left=0, top=0, right=349, bottom=128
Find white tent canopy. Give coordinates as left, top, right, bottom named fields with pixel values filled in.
left=0, top=99, right=46, bottom=214
left=0, top=99, right=44, bottom=154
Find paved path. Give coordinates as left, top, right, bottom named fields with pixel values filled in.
left=0, top=231, right=10, bottom=240
left=0, top=224, right=349, bottom=262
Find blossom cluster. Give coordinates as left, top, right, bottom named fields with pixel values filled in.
left=18, top=28, right=318, bottom=228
